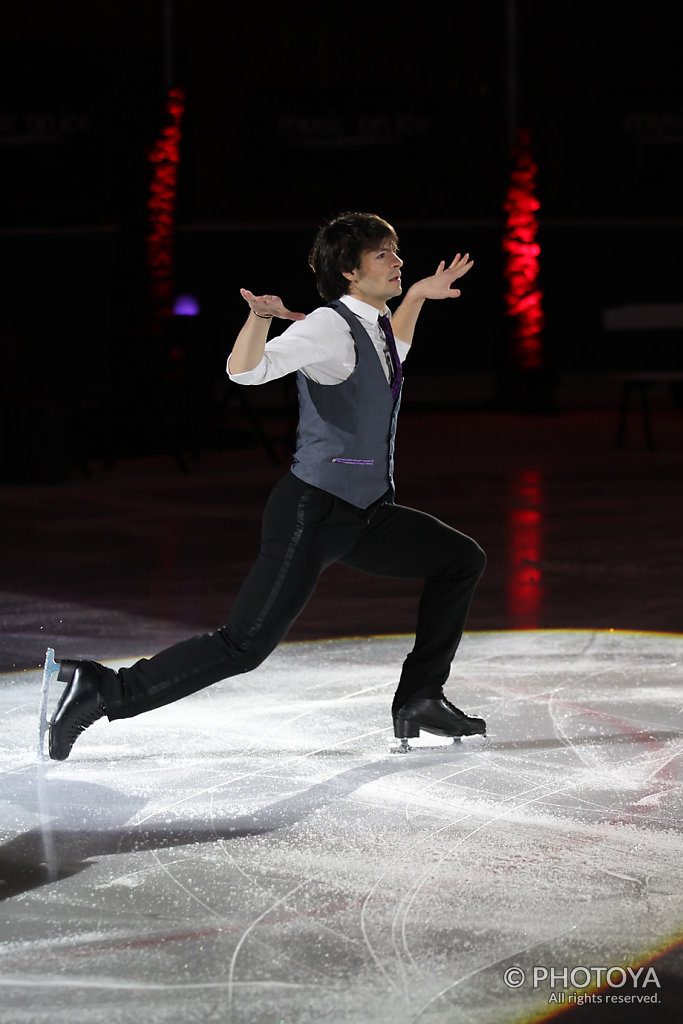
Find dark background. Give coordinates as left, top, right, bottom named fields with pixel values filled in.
left=1, top=1, right=682, bottom=478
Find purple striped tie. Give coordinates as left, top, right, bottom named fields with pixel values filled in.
left=378, top=314, right=403, bottom=401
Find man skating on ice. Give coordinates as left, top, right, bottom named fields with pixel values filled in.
left=49, top=212, right=486, bottom=761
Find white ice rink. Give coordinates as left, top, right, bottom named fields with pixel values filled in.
left=1, top=630, right=682, bottom=1023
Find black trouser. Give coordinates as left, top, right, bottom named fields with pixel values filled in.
left=102, top=472, right=486, bottom=720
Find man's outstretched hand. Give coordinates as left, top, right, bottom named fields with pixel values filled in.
left=240, top=288, right=306, bottom=321
left=412, top=254, right=474, bottom=300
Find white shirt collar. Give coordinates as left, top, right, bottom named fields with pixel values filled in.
left=339, top=294, right=389, bottom=323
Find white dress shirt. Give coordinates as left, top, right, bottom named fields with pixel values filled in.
left=227, top=294, right=410, bottom=386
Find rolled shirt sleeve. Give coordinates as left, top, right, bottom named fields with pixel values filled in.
left=227, top=299, right=409, bottom=386
left=227, top=308, right=357, bottom=386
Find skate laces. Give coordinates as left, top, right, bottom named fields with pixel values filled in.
left=68, top=702, right=106, bottom=740
left=442, top=698, right=468, bottom=719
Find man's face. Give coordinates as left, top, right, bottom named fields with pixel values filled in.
left=343, top=239, right=403, bottom=310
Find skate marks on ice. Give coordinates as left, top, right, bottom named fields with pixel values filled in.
left=0, top=754, right=446, bottom=903
left=0, top=630, right=682, bottom=1024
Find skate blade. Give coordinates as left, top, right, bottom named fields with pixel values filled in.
left=390, top=736, right=463, bottom=755
left=390, top=732, right=490, bottom=754
left=38, top=647, right=60, bottom=761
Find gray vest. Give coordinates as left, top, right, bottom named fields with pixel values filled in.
left=291, top=299, right=402, bottom=508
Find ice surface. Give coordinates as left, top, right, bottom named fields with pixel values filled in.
left=1, top=630, right=682, bottom=1023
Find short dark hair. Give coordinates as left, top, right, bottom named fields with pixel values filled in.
left=309, top=212, right=399, bottom=303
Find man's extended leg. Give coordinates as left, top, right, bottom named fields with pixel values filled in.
left=48, top=475, right=359, bottom=758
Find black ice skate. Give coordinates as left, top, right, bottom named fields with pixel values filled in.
left=393, top=697, right=486, bottom=752
left=48, top=659, right=108, bottom=761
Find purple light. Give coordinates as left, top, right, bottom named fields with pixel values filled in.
left=173, top=293, right=200, bottom=316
